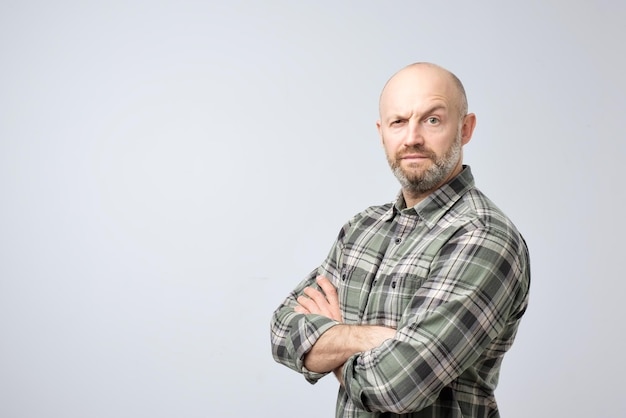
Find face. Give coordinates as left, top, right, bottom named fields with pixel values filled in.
left=377, top=65, right=475, bottom=200
left=387, top=126, right=463, bottom=196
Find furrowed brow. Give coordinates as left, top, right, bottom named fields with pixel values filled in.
left=422, top=105, right=447, bottom=116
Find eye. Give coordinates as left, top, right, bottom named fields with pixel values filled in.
left=426, top=117, right=440, bottom=125
left=391, top=119, right=406, bottom=126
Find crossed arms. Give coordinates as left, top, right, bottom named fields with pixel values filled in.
left=270, top=224, right=529, bottom=413
left=293, top=276, right=395, bottom=382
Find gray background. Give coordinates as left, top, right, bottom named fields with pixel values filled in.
left=1, top=1, right=624, bottom=417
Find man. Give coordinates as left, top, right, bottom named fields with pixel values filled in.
left=270, top=62, right=530, bottom=417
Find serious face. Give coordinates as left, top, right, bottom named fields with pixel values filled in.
left=388, top=126, right=463, bottom=196
left=377, top=64, right=475, bottom=202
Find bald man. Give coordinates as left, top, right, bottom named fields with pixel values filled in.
left=270, top=63, right=530, bottom=417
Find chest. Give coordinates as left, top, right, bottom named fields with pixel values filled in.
left=337, top=214, right=447, bottom=326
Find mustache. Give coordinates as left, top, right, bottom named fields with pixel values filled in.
left=397, top=146, right=436, bottom=159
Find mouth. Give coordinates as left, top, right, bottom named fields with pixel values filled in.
left=400, top=154, right=431, bottom=161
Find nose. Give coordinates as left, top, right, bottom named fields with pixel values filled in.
left=404, top=119, right=424, bottom=147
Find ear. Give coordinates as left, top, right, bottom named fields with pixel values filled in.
left=376, top=120, right=384, bottom=144
left=460, top=113, right=477, bottom=145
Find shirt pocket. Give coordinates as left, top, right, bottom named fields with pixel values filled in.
left=382, top=273, right=426, bottom=317
left=364, top=260, right=431, bottom=327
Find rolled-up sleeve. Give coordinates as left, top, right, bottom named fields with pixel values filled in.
left=271, top=305, right=339, bottom=383
left=270, top=222, right=350, bottom=383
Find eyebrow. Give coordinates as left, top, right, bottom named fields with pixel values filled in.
left=418, top=104, right=448, bottom=116
left=385, top=104, right=449, bottom=122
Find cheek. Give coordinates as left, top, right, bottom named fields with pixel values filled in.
left=381, top=136, right=399, bottom=158
left=381, top=131, right=403, bottom=149
left=426, top=129, right=458, bottom=151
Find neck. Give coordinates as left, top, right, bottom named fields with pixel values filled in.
left=402, top=163, right=464, bottom=208
left=402, top=191, right=428, bottom=208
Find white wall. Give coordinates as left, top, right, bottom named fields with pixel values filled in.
left=1, top=1, right=624, bottom=417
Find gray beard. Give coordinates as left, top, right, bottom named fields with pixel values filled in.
left=389, top=132, right=462, bottom=195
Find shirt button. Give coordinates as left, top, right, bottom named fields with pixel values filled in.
left=394, top=237, right=402, bottom=244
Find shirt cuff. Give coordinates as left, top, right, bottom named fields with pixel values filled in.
left=288, top=313, right=339, bottom=384
left=341, top=353, right=370, bottom=411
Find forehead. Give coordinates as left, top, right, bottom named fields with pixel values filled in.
left=379, top=66, right=459, bottom=115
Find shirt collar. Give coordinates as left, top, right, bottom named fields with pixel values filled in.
left=387, top=165, right=476, bottom=228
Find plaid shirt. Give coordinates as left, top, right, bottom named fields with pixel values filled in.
left=270, top=166, right=530, bottom=417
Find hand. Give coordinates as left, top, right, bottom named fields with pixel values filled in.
left=294, top=276, right=342, bottom=322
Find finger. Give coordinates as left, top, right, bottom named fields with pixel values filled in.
left=316, top=276, right=339, bottom=306
left=296, top=294, right=320, bottom=314
left=303, top=286, right=327, bottom=303
left=294, top=305, right=309, bottom=314
left=317, top=276, right=342, bottom=322
left=302, top=287, right=332, bottom=317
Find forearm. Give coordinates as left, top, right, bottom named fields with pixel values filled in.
left=304, top=324, right=395, bottom=373
left=270, top=269, right=339, bottom=379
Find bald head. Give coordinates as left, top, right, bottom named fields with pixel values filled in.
left=379, top=62, right=468, bottom=119
left=376, top=62, right=477, bottom=205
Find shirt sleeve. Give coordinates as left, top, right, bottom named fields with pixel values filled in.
left=341, top=225, right=530, bottom=413
left=269, top=226, right=347, bottom=384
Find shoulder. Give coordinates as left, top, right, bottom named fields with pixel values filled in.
left=349, top=202, right=393, bottom=224
left=443, top=188, right=530, bottom=268
left=335, top=202, right=394, bottom=242
left=456, top=188, right=523, bottom=237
